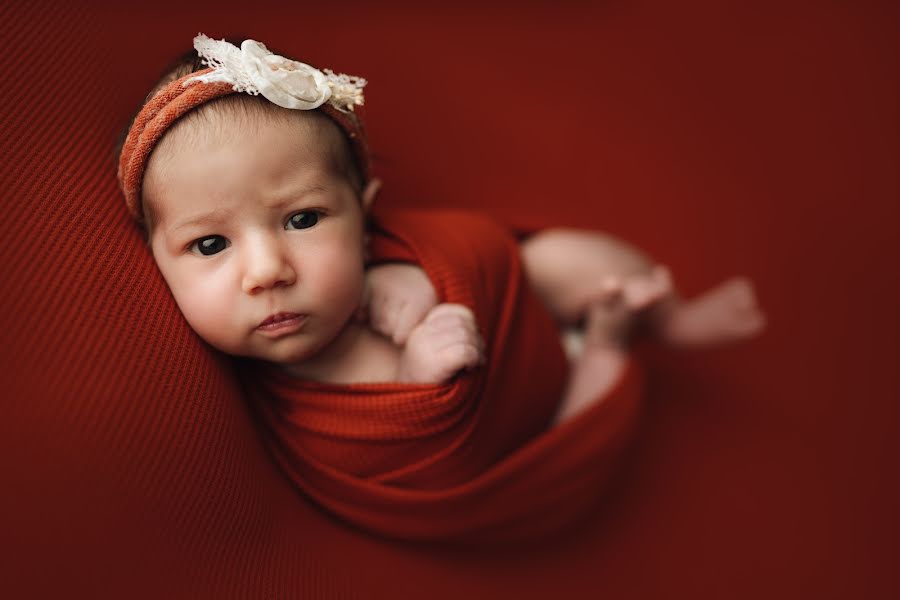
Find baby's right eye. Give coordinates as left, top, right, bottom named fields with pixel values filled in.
left=190, top=235, right=229, bottom=256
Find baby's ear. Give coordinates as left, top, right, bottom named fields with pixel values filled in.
left=360, top=177, right=382, bottom=213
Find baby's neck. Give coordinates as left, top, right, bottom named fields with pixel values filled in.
left=279, top=320, right=401, bottom=384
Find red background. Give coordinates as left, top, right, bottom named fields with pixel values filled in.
left=2, top=0, right=898, bottom=597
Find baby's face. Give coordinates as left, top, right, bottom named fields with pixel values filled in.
left=144, top=113, right=368, bottom=365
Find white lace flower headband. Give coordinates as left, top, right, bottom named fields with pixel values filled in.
left=183, top=33, right=367, bottom=113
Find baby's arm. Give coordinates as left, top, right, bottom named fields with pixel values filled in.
left=361, top=263, right=438, bottom=344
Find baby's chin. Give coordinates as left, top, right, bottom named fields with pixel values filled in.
left=238, top=343, right=320, bottom=367
left=230, top=334, right=333, bottom=368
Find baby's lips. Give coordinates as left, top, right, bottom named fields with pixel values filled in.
left=257, top=312, right=304, bottom=328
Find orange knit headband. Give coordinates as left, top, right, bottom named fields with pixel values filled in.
left=117, top=36, right=371, bottom=223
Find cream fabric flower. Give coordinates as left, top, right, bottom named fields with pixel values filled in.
left=184, top=34, right=364, bottom=112
left=240, top=40, right=332, bottom=110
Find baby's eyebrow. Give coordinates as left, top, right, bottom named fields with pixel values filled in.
left=268, top=184, right=328, bottom=206
left=168, top=186, right=328, bottom=231
left=171, top=209, right=235, bottom=232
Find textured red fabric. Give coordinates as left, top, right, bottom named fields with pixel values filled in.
left=238, top=209, right=641, bottom=543
left=3, top=1, right=899, bottom=598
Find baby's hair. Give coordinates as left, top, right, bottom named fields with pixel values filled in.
left=115, top=36, right=367, bottom=238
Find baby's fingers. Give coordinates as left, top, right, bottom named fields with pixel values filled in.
left=424, top=303, right=475, bottom=324
left=439, top=341, right=483, bottom=373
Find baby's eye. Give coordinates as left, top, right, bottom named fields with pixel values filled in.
left=190, top=235, right=229, bottom=256
left=286, top=210, right=320, bottom=230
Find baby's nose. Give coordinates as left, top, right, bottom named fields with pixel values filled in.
left=241, top=237, right=296, bottom=294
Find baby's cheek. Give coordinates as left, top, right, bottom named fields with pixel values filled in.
left=319, top=258, right=365, bottom=312
left=173, top=280, right=239, bottom=351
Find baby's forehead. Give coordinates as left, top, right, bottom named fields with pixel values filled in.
left=143, top=102, right=354, bottom=226
left=161, top=98, right=343, bottom=155
left=148, top=99, right=346, bottom=185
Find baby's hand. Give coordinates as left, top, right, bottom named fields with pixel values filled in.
left=360, top=263, right=439, bottom=344
left=396, top=304, right=485, bottom=384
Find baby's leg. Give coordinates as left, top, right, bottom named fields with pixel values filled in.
left=521, top=228, right=766, bottom=348
left=521, top=229, right=657, bottom=327
left=552, top=274, right=671, bottom=424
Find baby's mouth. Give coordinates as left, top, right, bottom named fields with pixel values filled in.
left=257, top=312, right=307, bottom=332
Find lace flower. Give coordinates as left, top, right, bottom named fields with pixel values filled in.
left=183, top=33, right=366, bottom=112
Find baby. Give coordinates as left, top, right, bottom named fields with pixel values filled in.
left=118, top=34, right=766, bottom=429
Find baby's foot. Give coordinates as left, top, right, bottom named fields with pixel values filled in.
left=587, top=267, right=675, bottom=344
left=655, top=277, right=767, bottom=348
left=562, top=268, right=674, bottom=361
left=620, top=265, right=674, bottom=311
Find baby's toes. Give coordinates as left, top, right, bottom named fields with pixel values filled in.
left=651, top=265, right=674, bottom=295
left=731, top=310, right=767, bottom=336
left=582, top=277, right=624, bottom=313
left=623, top=272, right=668, bottom=310
left=718, top=281, right=767, bottom=336
left=600, top=276, right=624, bottom=298
left=724, top=278, right=760, bottom=312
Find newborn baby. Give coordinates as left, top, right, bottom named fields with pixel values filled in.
left=117, top=34, right=765, bottom=541
left=120, top=40, right=763, bottom=425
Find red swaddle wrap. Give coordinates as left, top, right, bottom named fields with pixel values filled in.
left=237, top=208, right=645, bottom=543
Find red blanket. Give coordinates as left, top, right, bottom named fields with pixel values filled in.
left=237, top=209, right=644, bottom=543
